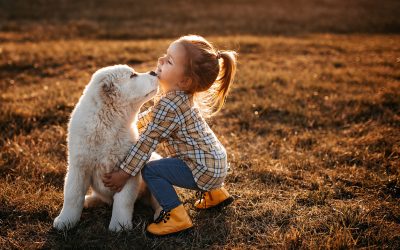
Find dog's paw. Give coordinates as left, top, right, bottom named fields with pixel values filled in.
left=53, top=215, right=77, bottom=230
left=108, top=219, right=133, bottom=232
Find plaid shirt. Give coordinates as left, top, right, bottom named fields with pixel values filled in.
left=119, top=90, right=228, bottom=191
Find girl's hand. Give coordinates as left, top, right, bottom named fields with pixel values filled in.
left=102, top=169, right=131, bottom=192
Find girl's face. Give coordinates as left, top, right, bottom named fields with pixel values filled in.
left=156, top=42, right=188, bottom=92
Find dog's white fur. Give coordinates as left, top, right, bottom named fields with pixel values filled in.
left=53, top=65, right=161, bottom=232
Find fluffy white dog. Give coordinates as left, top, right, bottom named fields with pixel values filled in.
left=53, top=65, right=161, bottom=232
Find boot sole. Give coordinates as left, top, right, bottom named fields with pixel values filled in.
left=146, top=226, right=193, bottom=238
left=197, top=196, right=235, bottom=210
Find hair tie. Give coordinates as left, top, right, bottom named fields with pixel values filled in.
left=216, top=51, right=222, bottom=59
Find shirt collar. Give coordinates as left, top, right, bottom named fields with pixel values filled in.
left=164, top=90, right=191, bottom=97
left=163, top=90, right=194, bottom=105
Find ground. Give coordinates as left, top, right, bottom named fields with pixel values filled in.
left=0, top=0, right=399, bottom=249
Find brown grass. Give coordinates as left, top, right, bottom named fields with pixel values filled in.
left=1, top=0, right=400, bottom=249
left=1, top=0, right=400, bottom=41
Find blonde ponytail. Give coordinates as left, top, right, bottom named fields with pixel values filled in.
left=214, top=50, right=237, bottom=114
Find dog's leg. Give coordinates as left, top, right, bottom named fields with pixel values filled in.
left=150, top=194, right=162, bottom=221
left=108, top=176, right=139, bottom=232
left=136, top=179, right=162, bottom=221
left=53, top=165, right=90, bottom=230
left=148, top=153, right=163, bottom=219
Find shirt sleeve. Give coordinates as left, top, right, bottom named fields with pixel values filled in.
left=137, top=107, right=152, bottom=131
left=119, top=99, right=179, bottom=176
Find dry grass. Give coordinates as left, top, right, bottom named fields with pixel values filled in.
left=1, top=0, right=400, bottom=41
left=1, top=0, right=400, bottom=249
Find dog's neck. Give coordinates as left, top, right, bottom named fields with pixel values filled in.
left=97, top=101, right=141, bottom=133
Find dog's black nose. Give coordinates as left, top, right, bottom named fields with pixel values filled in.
left=149, top=71, right=157, bottom=76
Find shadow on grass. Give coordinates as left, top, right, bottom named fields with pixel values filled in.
left=38, top=201, right=231, bottom=249
left=0, top=104, right=71, bottom=144
left=0, top=204, right=51, bottom=232
left=229, top=89, right=399, bottom=135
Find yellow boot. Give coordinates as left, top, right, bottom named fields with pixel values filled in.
left=147, top=204, right=193, bottom=236
left=194, top=187, right=234, bottom=209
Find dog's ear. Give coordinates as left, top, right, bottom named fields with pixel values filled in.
left=99, top=77, right=119, bottom=103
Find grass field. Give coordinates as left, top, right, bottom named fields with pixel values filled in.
left=1, top=0, right=400, bottom=249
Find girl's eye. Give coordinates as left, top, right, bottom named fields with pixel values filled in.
left=130, top=73, right=138, bottom=78
left=168, top=61, right=172, bottom=65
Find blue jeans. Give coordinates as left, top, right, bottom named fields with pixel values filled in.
left=141, top=158, right=201, bottom=211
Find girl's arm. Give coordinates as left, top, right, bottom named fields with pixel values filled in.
left=120, top=101, right=178, bottom=176
left=103, top=106, right=156, bottom=192
left=103, top=101, right=178, bottom=191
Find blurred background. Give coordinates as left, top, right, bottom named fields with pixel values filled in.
left=0, top=0, right=399, bottom=41
left=1, top=0, right=399, bottom=249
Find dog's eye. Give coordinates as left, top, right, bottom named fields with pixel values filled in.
left=130, top=73, right=138, bottom=78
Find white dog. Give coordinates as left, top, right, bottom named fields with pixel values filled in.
left=53, top=65, right=161, bottom=232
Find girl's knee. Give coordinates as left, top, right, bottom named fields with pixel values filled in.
left=141, top=163, right=154, bottom=180
left=141, top=164, right=148, bottom=178
left=141, top=159, right=166, bottom=180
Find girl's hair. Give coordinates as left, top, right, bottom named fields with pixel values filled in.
left=176, top=35, right=237, bottom=117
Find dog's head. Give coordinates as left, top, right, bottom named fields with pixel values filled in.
left=90, top=64, right=159, bottom=107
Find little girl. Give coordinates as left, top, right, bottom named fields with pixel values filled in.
left=102, top=34, right=237, bottom=236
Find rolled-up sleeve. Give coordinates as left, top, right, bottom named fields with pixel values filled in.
left=119, top=100, right=178, bottom=176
